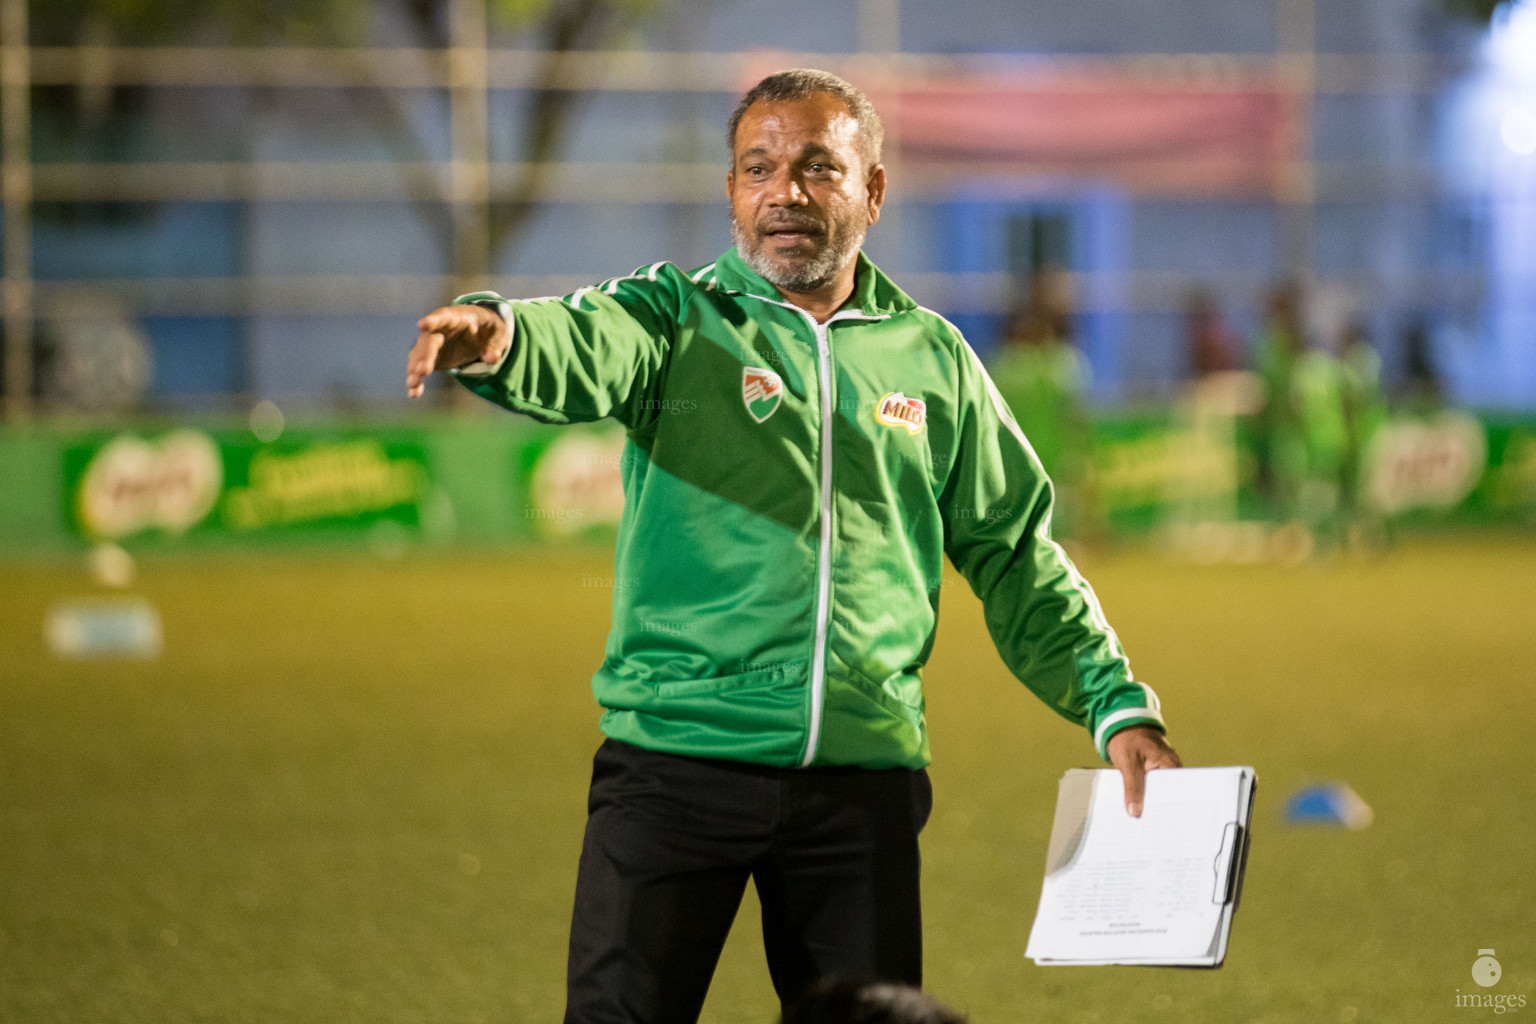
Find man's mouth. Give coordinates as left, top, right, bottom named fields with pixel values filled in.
left=761, top=221, right=823, bottom=244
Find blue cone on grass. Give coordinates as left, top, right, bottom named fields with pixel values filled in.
left=1283, top=782, right=1374, bottom=830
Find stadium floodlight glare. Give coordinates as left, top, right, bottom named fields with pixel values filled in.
left=1489, top=0, right=1536, bottom=91
left=1502, top=106, right=1536, bottom=154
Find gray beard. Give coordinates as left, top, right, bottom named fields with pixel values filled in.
left=731, top=214, right=865, bottom=294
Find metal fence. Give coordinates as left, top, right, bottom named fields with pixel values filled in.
left=0, top=0, right=1484, bottom=417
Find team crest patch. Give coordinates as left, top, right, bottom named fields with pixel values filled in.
left=875, top=392, right=927, bottom=435
left=743, top=366, right=784, bottom=423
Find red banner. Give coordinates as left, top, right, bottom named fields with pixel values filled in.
left=736, top=59, right=1299, bottom=197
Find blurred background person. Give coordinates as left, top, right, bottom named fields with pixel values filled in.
left=1185, top=287, right=1241, bottom=380
left=1170, top=287, right=1264, bottom=544
left=1338, top=321, right=1389, bottom=543
left=1398, top=319, right=1445, bottom=413
left=1286, top=328, right=1351, bottom=547
left=988, top=265, right=1093, bottom=537
left=1254, top=280, right=1308, bottom=517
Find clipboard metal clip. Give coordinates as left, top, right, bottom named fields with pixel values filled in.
left=1211, top=821, right=1244, bottom=905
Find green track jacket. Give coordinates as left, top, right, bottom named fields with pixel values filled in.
left=452, top=247, right=1165, bottom=769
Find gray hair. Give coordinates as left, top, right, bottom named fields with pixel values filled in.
left=727, top=68, right=885, bottom=171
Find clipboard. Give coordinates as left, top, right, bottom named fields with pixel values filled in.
left=1025, top=766, right=1256, bottom=968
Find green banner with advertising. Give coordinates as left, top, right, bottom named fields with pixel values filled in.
left=1, top=403, right=1532, bottom=562
left=1087, top=404, right=1516, bottom=538
left=43, top=417, right=631, bottom=555
left=62, top=427, right=436, bottom=549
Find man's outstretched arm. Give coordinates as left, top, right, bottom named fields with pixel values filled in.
left=406, top=269, right=685, bottom=428
left=407, top=303, right=510, bottom=398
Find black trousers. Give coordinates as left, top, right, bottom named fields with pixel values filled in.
left=563, top=738, right=933, bottom=1024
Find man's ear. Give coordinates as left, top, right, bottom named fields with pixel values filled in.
left=865, top=163, right=887, bottom=225
left=726, top=170, right=735, bottom=199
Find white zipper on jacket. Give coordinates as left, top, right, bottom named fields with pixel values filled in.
left=801, top=314, right=836, bottom=767
left=735, top=291, right=888, bottom=767
left=799, top=307, right=889, bottom=767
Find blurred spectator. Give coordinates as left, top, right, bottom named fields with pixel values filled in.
left=1185, top=287, right=1240, bottom=378
left=1288, top=337, right=1349, bottom=530
left=1254, top=281, right=1374, bottom=548
left=1253, top=280, right=1307, bottom=510
left=1399, top=320, right=1443, bottom=410
left=1255, top=281, right=1306, bottom=386
left=1339, top=322, right=1387, bottom=479
left=781, top=978, right=968, bottom=1024
left=1338, top=322, right=1390, bottom=547
left=1172, top=287, right=1263, bottom=536
left=988, top=266, right=1092, bottom=535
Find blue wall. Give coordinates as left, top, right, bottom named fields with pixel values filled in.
left=26, top=0, right=1525, bottom=408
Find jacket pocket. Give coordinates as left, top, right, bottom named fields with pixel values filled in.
left=836, top=667, right=926, bottom=722
left=654, top=661, right=803, bottom=699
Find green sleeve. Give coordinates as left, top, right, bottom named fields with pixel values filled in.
left=449, top=262, right=686, bottom=430
left=941, top=340, right=1166, bottom=760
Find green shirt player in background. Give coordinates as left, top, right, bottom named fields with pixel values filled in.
left=988, top=265, right=1093, bottom=537
left=1339, top=322, right=1387, bottom=509
left=407, top=69, right=1181, bottom=1023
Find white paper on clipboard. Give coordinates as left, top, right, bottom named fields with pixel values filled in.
left=1025, top=765, right=1255, bottom=967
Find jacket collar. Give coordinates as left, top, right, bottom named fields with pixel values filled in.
left=707, top=247, right=918, bottom=319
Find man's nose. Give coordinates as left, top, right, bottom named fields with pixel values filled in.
left=765, top=167, right=808, bottom=206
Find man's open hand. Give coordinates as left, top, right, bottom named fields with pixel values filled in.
left=407, top=304, right=510, bottom=397
left=1106, top=726, right=1182, bottom=818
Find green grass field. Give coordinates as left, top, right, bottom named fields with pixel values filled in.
left=2, top=539, right=1532, bottom=1023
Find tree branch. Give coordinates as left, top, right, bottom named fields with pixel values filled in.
left=486, top=0, right=641, bottom=267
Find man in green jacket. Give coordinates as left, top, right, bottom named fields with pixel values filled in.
left=407, top=68, right=1180, bottom=1023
